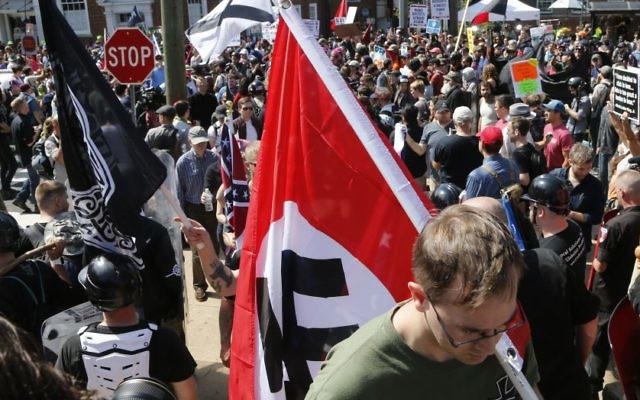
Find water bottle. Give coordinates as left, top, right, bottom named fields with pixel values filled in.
left=203, top=188, right=214, bottom=212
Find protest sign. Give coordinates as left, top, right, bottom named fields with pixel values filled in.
left=262, top=21, right=278, bottom=42
left=409, top=4, right=428, bottom=29
left=346, top=7, right=358, bottom=23
left=510, top=59, right=543, bottom=99
left=303, top=19, right=320, bottom=38
left=426, top=19, right=441, bottom=34
left=530, top=26, right=545, bottom=47
left=466, top=28, right=475, bottom=52
left=613, top=66, right=640, bottom=123
left=431, top=0, right=450, bottom=19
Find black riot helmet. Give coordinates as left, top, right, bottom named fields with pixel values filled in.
left=521, top=174, right=570, bottom=215
left=567, top=76, right=584, bottom=88
left=78, top=253, right=142, bottom=311
left=0, top=211, right=20, bottom=252
left=430, top=183, right=462, bottom=211
left=113, top=377, right=176, bottom=400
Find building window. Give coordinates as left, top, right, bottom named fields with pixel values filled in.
left=116, top=11, right=146, bottom=27
left=309, top=3, right=318, bottom=20
left=293, top=4, right=302, bottom=15
left=538, top=0, right=553, bottom=14
left=188, top=0, right=204, bottom=26
left=59, top=0, right=90, bottom=35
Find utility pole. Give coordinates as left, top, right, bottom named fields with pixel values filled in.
left=161, top=0, right=186, bottom=103
left=448, top=0, right=459, bottom=35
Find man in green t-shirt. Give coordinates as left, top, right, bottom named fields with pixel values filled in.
left=306, top=205, right=541, bottom=399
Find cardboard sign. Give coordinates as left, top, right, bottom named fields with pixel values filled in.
left=409, top=4, right=429, bottom=29
left=613, top=66, right=640, bottom=123
left=426, top=19, right=441, bottom=34
left=334, top=23, right=362, bottom=39
left=22, top=33, right=37, bottom=56
left=466, top=27, right=475, bottom=52
left=430, top=0, right=450, bottom=19
left=510, top=59, right=543, bottom=99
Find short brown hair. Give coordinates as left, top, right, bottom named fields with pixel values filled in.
left=569, top=143, right=594, bottom=165
left=412, top=205, right=523, bottom=308
left=510, top=116, right=530, bottom=137
left=238, top=97, right=253, bottom=108
left=35, top=180, right=67, bottom=209
left=410, top=79, right=425, bottom=93
left=10, top=97, right=25, bottom=112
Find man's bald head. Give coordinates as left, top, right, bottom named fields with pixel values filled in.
left=463, top=197, right=507, bottom=225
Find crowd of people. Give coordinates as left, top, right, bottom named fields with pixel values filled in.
left=0, top=15, right=640, bottom=400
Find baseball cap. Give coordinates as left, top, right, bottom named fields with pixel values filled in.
left=543, top=99, right=565, bottom=113
left=476, top=126, right=503, bottom=146
left=188, top=126, right=209, bottom=145
left=452, top=106, right=473, bottom=123
left=435, top=100, right=450, bottom=112
left=399, top=75, right=409, bottom=84
left=156, top=105, right=176, bottom=118
left=507, top=103, right=536, bottom=120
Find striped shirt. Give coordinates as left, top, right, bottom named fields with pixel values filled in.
left=176, top=149, right=219, bottom=207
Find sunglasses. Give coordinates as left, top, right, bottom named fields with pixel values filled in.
left=242, top=106, right=253, bottom=110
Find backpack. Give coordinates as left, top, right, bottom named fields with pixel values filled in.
left=482, top=162, right=523, bottom=200
left=31, top=137, right=54, bottom=178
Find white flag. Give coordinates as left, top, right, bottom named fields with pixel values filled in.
left=186, top=0, right=275, bottom=63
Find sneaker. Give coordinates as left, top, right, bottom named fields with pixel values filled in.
left=12, top=199, right=33, bottom=213
left=194, top=287, right=207, bottom=302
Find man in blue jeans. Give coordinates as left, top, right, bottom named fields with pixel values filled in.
left=10, top=97, right=39, bottom=213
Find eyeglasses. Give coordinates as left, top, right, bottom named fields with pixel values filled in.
left=242, top=106, right=253, bottom=110
left=425, top=294, right=526, bottom=348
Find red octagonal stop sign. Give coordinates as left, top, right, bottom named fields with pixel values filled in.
left=104, top=28, right=155, bottom=85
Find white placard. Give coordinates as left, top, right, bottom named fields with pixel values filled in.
left=302, top=19, right=320, bottom=39
left=346, top=7, right=358, bottom=23
left=430, top=0, right=450, bottom=19
left=262, top=21, right=278, bottom=43
left=409, top=4, right=428, bottom=29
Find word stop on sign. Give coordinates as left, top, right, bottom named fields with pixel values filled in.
left=107, top=46, right=153, bottom=67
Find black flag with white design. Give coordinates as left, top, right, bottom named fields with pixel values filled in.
left=185, top=0, right=274, bottom=64
left=39, top=0, right=166, bottom=258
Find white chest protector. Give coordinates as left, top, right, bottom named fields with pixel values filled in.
left=79, top=323, right=157, bottom=399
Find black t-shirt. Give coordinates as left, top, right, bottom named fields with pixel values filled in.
left=433, top=134, right=483, bottom=188
left=57, top=321, right=196, bottom=388
left=519, top=248, right=599, bottom=399
left=512, top=143, right=539, bottom=190
left=594, top=206, right=640, bottom=312
left=539, top=220, right=587, bottom=280
left=0, top=260, right=76, bottom=340
left=400, top=125, right=427, bottom=178
left=84, top=216, right=183, bottom=323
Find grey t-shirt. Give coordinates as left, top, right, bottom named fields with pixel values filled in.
left=306, top=302, right=540, bottom=400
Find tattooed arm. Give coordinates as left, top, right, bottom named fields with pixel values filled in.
left=177, top=217, right=238, bottom=297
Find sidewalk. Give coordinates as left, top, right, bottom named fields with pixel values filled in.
left=183, top=249, right=230, bottom=399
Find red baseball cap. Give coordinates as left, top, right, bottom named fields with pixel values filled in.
left=476, top=126, right=503, bottom=146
